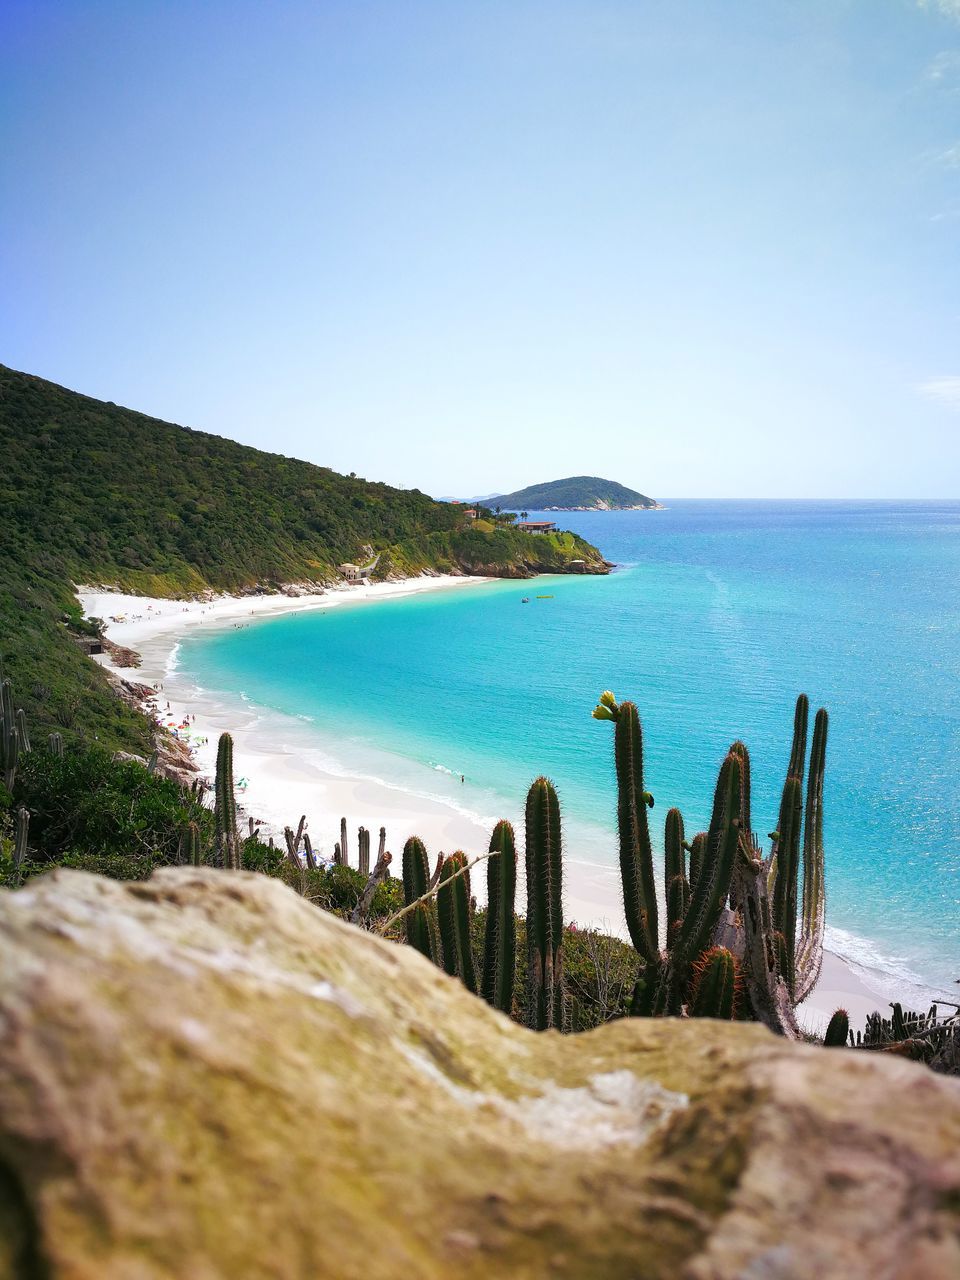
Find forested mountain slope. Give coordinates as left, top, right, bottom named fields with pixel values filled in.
left=0, top=365, right=606, bottom=747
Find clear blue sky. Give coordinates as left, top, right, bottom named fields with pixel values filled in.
left=2, top=1, right=959, bottom=497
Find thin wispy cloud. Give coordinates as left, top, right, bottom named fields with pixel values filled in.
left=918, top=1, right=960, bottom=21
left=924, top=49, right=960, bottom=82
left=919, top=141, right=960, bottom=169
left=917, top=376, right=960, bottom=409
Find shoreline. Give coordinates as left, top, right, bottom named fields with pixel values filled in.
left=79, top=577, right=931, bottom=1034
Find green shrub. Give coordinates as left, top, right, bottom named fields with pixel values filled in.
left=11, top=745, right=211, bottom=871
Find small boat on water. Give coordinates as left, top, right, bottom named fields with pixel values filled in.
left=521, top=597, right=530, bottom=603
left=536, top=594, right=554, bottom=599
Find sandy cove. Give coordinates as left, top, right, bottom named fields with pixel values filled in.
left=79, top=576, right=906, bottom=1034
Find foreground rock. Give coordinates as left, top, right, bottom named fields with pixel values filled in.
left=0, top=870, right=957, bottom=1279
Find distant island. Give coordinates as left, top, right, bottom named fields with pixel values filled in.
left=489, top=475, right=662, bottom=511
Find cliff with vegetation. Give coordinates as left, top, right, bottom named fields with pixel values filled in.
left=0, top=365, right=606, bottom=748
left=493, top=475, right=661, bottom=511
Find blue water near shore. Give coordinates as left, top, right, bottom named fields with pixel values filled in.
left=180, top=500, right=960, bottom=997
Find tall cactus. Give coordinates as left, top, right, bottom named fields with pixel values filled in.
left=358, top=826, right=370, bottom=876
left=594, top=691, right=828, bottom=1038
left=1, top=679, right=19, bottom=792
left=592, top=695, right=658, bottom=966
left=47, top=732, right=64, bottom=758
left=437, top=851, right=477, bottom=992
left=214, top=732, right=240, bottom=870
left=481, top=820, right=517, bottom=1014
left=402, top=836, right=435, bottom=961
left=12, top=806, right=29, bottom=883
left=340, top=817, right=348, bottom=868
left=525, top=776, right=566, bottom=1031
left=15, top=708, right=30, bottom=754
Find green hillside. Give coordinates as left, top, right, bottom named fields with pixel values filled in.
left=493, top=476, right=660, bottom=511
left=0, top=365, right=607, bottom=749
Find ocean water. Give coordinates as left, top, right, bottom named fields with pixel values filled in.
left=179, top=500, right=960, bottom=999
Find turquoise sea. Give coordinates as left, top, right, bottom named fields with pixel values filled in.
left=179, top=501, right=960, bottom=998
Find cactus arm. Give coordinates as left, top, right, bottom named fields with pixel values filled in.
left=671, top=752, right=742, bottom=965
left=481, top=820, right=517, bottom=1014
left=686, top=832, right=705, bottom=894
left=769, top=775, right=803, bottom=992
left=609, top=701, right=659, bottom=965
left=437, top=852, right=477, bottom=992
left=653, top=752, right=742, bottom=1015
left=788, top=693, right=809, bottom=782
left=795, top=708, right=828, bottom=1003
left=729, top=740, right=752, bottom=843
left=664, top=808, right=689, bottom=947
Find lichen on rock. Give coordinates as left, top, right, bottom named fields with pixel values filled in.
left=0, top=868, right=958, bottom=1279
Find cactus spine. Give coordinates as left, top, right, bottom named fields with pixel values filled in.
left=437, top=851, right=477, bottom=992
left=689, top=946, right=739, bottom=1019
left=214, top=732, right=240, bottom=870
left=402, top=836, right=435, bottom=961
left=481, top=820, right=517, bottom=1014
left=525, top=777, right=566, bottom=1031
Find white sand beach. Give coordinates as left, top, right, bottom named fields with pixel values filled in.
left=78, top=576, right=927, bottom=1033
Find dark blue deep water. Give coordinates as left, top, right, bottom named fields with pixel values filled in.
left=181, top=501, right=960, bottom=995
